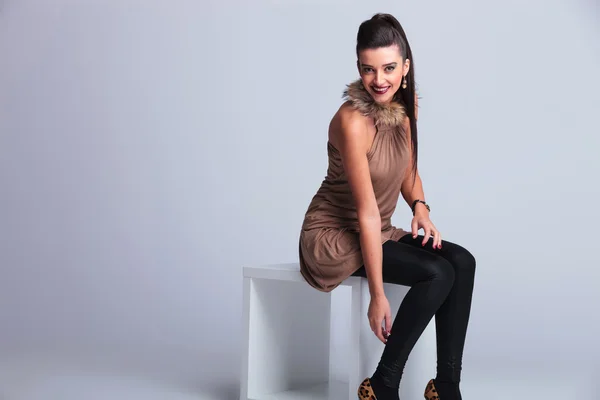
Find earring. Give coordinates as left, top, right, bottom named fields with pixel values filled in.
left=402, top=76, right=407, bottom=89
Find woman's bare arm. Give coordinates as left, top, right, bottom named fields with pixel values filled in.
left=333, top=108, right=385, bottom=298
left=400, top=117, right=429, bottom=217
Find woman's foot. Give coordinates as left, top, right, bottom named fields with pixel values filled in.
left=424, top=379, right=437, bottom=399
left=358, top=377, right=400, bottom=400
left=424, top=378, right=461, bottom=400
left=357, top=378, right=376, bottom=399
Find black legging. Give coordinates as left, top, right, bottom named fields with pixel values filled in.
left=351, top=234, right=476, bottom=392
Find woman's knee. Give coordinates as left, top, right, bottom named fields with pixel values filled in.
left=445, top=242, right=476, bottom=277
left=428, top=257, right=455, bottom=287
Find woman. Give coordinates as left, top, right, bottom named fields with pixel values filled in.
left=298, top=13, right=476, bottom=400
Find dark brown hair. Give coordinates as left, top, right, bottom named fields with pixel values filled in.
left=356, top=13, right=419, bottom=185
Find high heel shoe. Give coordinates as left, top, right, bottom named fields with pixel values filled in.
left=424, top=379, right=439, bottom=399
left=357, top=377, right=377, bottom=399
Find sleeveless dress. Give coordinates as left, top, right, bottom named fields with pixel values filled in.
left=299, top=80, right=412, bottom=293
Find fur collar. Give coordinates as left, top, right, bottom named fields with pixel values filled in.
left=342, top=79, right=407, bottom=127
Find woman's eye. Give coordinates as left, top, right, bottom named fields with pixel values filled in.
left=363, top=67, right=394, bottom=73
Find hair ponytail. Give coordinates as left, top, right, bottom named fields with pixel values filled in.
left=356, top=13, right=419, bottom=186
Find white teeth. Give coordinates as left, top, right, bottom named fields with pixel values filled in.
left=373, top=86, right=389, bottom=92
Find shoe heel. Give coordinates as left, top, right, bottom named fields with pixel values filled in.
left=423, top=378, right=438, bottom=399
left=357, top=377, right=377, bottom=399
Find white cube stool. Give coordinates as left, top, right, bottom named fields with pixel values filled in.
left=240, top=263, right=436, bottom=400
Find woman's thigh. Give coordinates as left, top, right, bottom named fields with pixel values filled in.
left=352, top=237, right=455, bottom=287
left=397, top=234, right=477, bottom=275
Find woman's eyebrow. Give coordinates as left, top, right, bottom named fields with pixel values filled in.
left=361, top=62, right=398, bottom=68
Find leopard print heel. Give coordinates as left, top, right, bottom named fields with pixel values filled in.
left=357, top=377, right=377, bottom=399
left=424, top=378, right=439, bottom=399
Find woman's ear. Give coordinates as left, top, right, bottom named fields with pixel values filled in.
left=404, top=58, right=411, bottom=76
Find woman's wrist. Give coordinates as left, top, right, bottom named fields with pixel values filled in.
left=414, top=203, right=430, bottom=216
left=411, top=199, right=430, bottom=216
left=369, top=287, right=386, bottom=299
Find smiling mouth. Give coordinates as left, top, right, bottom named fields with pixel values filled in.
left=372, top=86, right=390, bottom=94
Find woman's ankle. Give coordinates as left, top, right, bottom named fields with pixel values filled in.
left=433, top=378, right=461, bottom=400
left=370, top=374, right=400, bottom=400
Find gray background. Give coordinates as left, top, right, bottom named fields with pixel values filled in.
left=1, top=0, right=599, bottom=398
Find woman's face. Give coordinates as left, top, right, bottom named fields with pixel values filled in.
left=357, top=45, right=409, bottom=104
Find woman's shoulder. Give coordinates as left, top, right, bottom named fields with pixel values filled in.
left=328, top=101, right=372, bottom=150
left=330, top=101, right=370, bottom=133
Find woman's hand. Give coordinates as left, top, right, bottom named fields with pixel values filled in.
left=368, top=293, right=392, bottom=344
left=411, top=211, right=442, bottom=249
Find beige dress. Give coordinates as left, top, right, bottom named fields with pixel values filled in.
left=299, top=80, right=412, bottom=292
